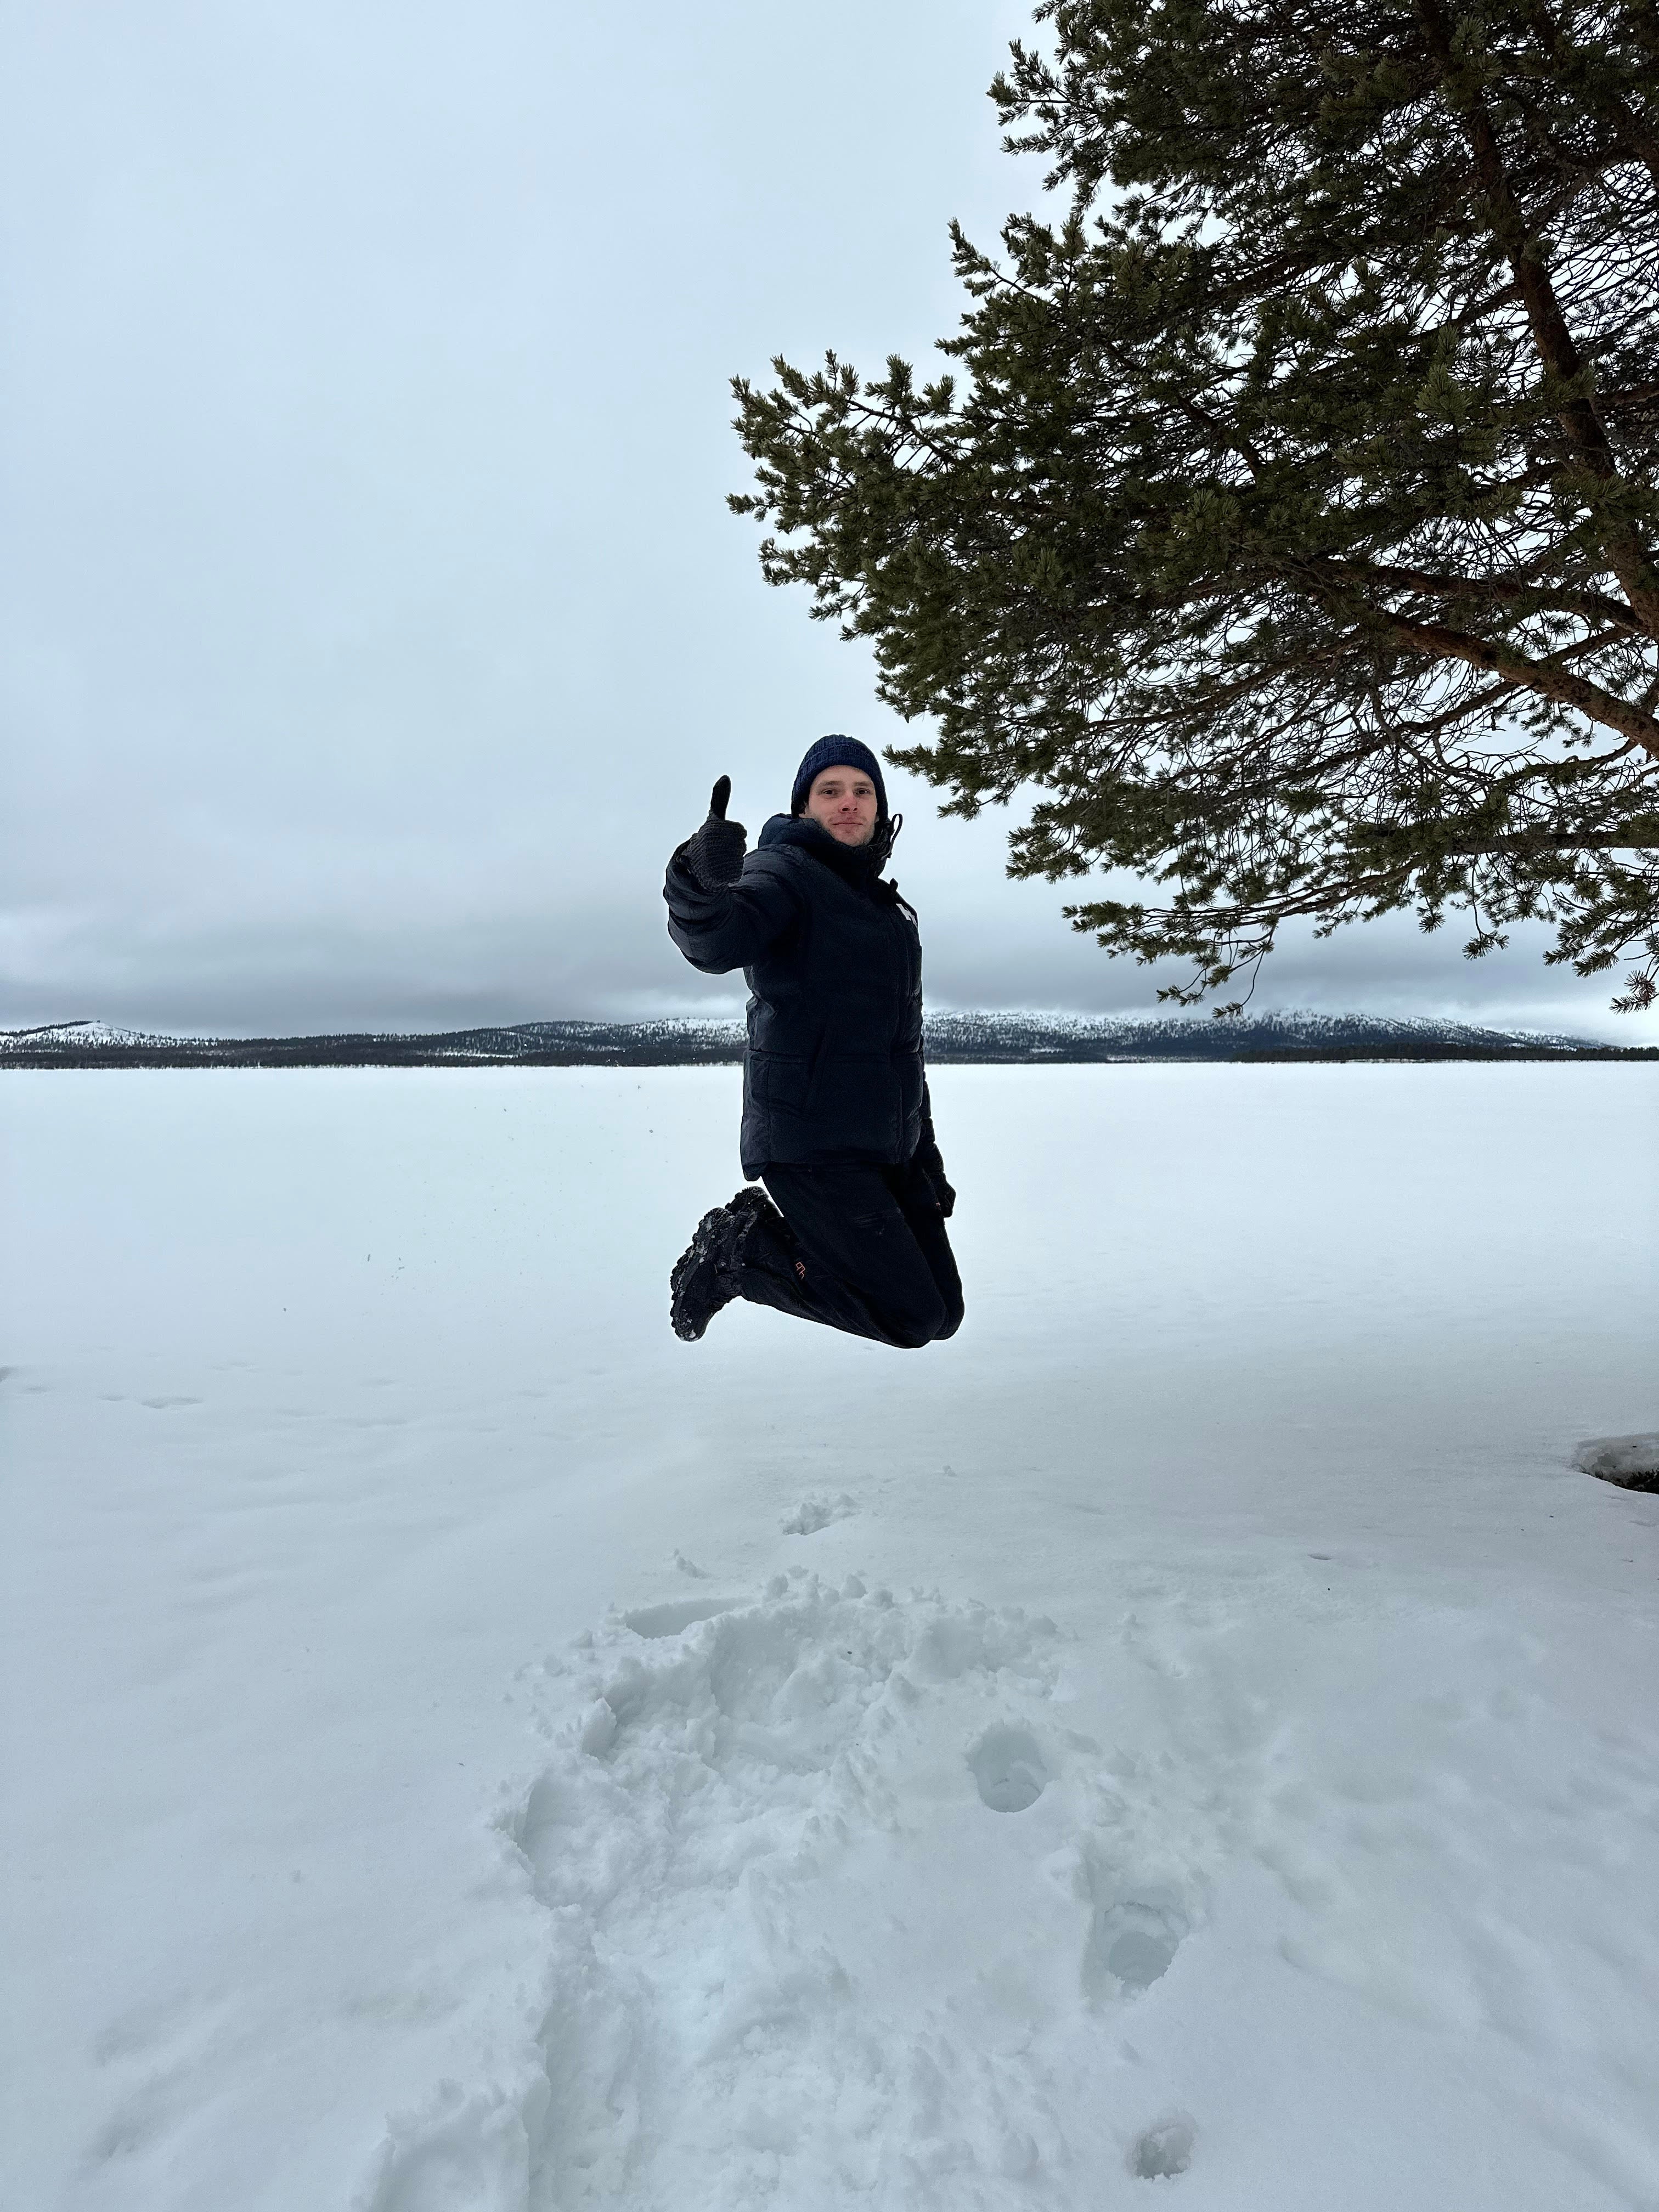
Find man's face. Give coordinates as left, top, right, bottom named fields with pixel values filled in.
left=803, top=766, right=879, bottom=847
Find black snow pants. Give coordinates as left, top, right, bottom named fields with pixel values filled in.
left=733, top=1159, right=964, bottom=1350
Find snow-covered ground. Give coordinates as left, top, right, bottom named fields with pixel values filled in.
left=3, top=1064, right=1656, bottom=2212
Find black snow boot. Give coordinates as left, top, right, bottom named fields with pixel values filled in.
left=669, top=1187, right=776, bottom=1341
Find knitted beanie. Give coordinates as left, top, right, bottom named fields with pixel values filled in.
left=789, top=735, right=888, bottom=820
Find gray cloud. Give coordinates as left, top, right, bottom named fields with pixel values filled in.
left=3, top=0, right=1652, bottom=1045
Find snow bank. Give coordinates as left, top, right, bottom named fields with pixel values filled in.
left=1573, top=1433, right=1659, bottom=1491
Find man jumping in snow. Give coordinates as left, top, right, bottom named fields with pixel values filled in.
left=663, top=736, right=962, bottom=1348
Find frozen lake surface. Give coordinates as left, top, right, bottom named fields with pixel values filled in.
left=3, top=1064, right=1656, bottom=2211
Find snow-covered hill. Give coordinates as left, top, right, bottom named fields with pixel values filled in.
left=1, top=1007, right=1637, bottom=1065
left=921, top=1007, right=1599, bottom=1058
left=0, top=1018, right=191, bottom=1053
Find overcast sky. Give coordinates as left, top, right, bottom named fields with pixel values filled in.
left=3, top=0, right=1652, bottom=1041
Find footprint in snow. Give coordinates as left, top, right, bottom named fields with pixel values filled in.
left=363, top=1572, right=1209, bottom=2211
left=618, top=1595, right=744, bottom=1639
left=1131, top=2112, right=1198, bottom=2180
left=1084, top=1893, right=1190, bottom=2001
left=968, top=1722, right=1050, bottom=1812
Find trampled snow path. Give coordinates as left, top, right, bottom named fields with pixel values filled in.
left=360, top=1561, right=1659, bottom=2212
left=364, top=1576, right=1193, bottom=2209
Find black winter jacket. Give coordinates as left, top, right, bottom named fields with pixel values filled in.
left=664, top=814, right=947, bottom=1184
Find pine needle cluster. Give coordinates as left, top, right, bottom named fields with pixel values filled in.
left=731, top=0, right=1659, bottom=1010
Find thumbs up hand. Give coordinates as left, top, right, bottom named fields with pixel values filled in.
left=686, top=775, right=748, bottom=890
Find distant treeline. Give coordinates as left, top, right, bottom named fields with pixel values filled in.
left=3, top=1012, right=1654, bottom=1068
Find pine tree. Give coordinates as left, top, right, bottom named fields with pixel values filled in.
left=731, top=0, right=1659, bottom=1010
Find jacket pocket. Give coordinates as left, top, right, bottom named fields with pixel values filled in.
left=749, top=1051, right=811, bottom=1114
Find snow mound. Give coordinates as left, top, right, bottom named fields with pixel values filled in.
left=780, top=1491, right=857, bottom=1535
left=1572, top=1434, right=1659, bottom=1491
left=359, top=1573, right=1207, bottom=2210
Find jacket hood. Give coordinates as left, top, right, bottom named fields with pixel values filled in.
left=760, top=811, right=877, bottom=872
left=760, top=812, right=838, bottom=853
left=759, top=812, right=902, bottom=885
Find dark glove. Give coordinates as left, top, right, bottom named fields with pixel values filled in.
left=913, top=1105, right=954, bottom=1218
left=685, top=775, right=747, bottom=891
left=915, top=1156, right=956, bottom=1217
